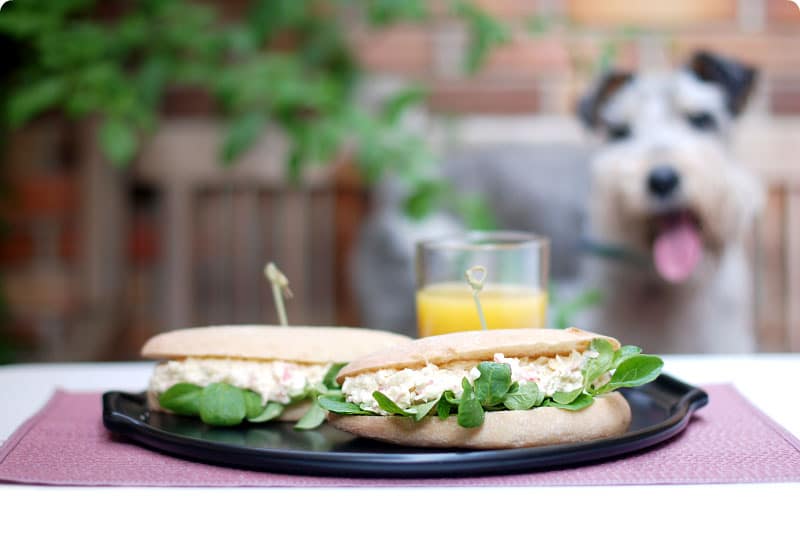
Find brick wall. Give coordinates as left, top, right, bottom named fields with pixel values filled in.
left=350, top=0, right=800, bottom=117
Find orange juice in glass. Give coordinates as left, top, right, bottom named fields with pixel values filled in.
left=415, top=232, right=549, bottom=337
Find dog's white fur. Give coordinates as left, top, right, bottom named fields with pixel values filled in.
left=580, top=69, right=763, bottom=353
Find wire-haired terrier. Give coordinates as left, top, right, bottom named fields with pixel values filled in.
left=576, top=51, right=762, bottom=353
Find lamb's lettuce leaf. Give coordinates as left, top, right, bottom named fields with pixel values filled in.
left=502, top=382, right=543, bottom=410
left=158, top=383, right=202, bottom=416
left=244, top=390, right=265, bottom=420
left=474, top=362, right=512, bottom=407
left=247, top=401, right=284, bottom=423
left=373, top=391, right=415, bottom=417
left=316, top=396, right=373, bottom=415
left=595, top=354, right=663, bottom=393
left=543, top=392, right=595, bottom=411
left=294, top=400, right=327, bottom=430
left=199, top=383, right=247, bottom=426
left=457, top=377, right=485, bottom=428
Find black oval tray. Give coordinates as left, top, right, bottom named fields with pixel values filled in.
left=102, top=373, right=707, bottom=478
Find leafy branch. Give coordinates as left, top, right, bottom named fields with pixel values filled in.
left=0, top=0, right=509, bottom=226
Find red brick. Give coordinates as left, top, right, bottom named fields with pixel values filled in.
left=0, top=228, right=34, bottom=264
left=3, top=269, right=78, bottom=316
left=672, top=34, right=800, bottom=76
left=567, top=0, right=737, bottom=27
left=476, top=36, right=572, bottom=80
left=767, top=0, right=800, bottom=25
left=353, top=25, right=431, bottom=75
left=58, top=222, right=79, bottom=262
left=568, top=35, right=640, bottom=73
left=770, top=79, right=800, bottom=114
left=128, top=217, right=160, bottom=263
left=4, top=176, right=78, bottom=221
left=161, top=87, right=218, bottom=117
left=469, top=0, right=541, bottom=19
left=427, top=81, right=539, bottom=114
left=429, top=0, right=543, bottom=20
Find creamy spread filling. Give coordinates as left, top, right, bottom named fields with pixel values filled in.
left=149, top=357, right=328, bottom=405
left=342, top=350, right=599, bottom=414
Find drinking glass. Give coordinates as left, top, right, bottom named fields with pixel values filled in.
left=415, top=231, right=549, bottom=337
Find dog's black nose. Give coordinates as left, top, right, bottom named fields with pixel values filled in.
left=648, top=166, right=680, bottom=198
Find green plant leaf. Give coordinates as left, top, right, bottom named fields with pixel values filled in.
left=243, top=390, right=264, bottom=419
left=457, top=377, right=484, bottom=428
left=247, top=401, right=285, bottom=423
left=613, top=345, right=643, bottom=368
left=322, top=363, right=347, bottom=390
left=552, top=288, right=602, bottom=329
left=451, top=193, right=497, bottom=231
left=455, top=1, right=511, bottom=74
left=543, top=393, right=595, bottom=411
left=158, top=383, right=202, bottom=416
left=372, top=391, right=414, bottom=417
left=199, top=383, right=247, bottom=426
left=137, top=56, right=171, bottom=108
left=366, top=0, right=427, bottom=25
left=99, top=118, right=138, bottom=166
left=437, top=393, right=454, bottom=419
left=294, top=400, right=327, bottom=430
left=503, top=382, right=542, bottom=411
left=5, top=78, right=65, bottom=127
left=317, top=396, right=374, bottom=415
left=551, top=387, right=583, bottom=405
left=443, top=390, right=461, bottom=405
left=381, top=85, right=426, bottom=124
left=583, top=337, right=615, bottom=391
left=403, top=180, right=448, bottom=220
left=411, top=398, right=439, bottom=422
left=474, top=362, right=512, bottom=407
left=220, top=114, right=264, bottom=165
left=598, top=355, right=664, bottom=393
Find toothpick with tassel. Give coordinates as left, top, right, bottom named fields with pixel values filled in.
left=264, top=262, right=293, bottom=326
left=465, top=265, right=488, bottom=331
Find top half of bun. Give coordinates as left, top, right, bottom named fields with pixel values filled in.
left=336, top=327, right=619, bottom=382
left=141, top=325, right=411, bottom=365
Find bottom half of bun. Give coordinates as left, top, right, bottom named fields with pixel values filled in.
left=146, top=390, right=311, bottom=422
left=327, top=392, right=631, bottom=449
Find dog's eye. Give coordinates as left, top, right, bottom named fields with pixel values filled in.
left=686, top=112, right=717, bottom=131
left=606, top=123, right=631, bottom=141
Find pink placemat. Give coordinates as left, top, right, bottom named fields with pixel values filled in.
left=1, top=384, right=799, bottom=486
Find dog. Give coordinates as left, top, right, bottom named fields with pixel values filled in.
left=574, top=51, right=762, bottom=353
left=353, top=51, right=762, bottom=354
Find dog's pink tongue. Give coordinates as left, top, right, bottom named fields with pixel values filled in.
left=653, top=218, right=703, bottom=283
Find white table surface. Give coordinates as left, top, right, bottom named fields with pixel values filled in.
left=1, top=356, right=798, bottom=534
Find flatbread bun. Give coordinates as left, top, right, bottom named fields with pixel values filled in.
left=141, top=325, right=411, bottom=364
left=328, top=392, right=631, bottom=449
left=337, top=326, right=619, bottom=382
left=146, top=390, right=311, bottom=422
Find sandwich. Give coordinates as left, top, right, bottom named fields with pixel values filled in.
left=142, top=325, right=410, bottom=428
left=319, top=327, right=663, bottom=448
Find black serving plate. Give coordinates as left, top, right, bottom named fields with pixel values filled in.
left=103, top=373, right=707, bottom=478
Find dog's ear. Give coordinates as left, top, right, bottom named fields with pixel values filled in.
left=688, top=51, right=757, bottom=116
left=577, top=71, right=633, bottom=129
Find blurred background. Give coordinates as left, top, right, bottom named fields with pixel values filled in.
left=1, top=0, right=798, bottom=363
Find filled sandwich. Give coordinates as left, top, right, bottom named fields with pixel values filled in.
left=142, top=325, right=410, bottom=428
left=319, top=327, right=663, bottom=448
